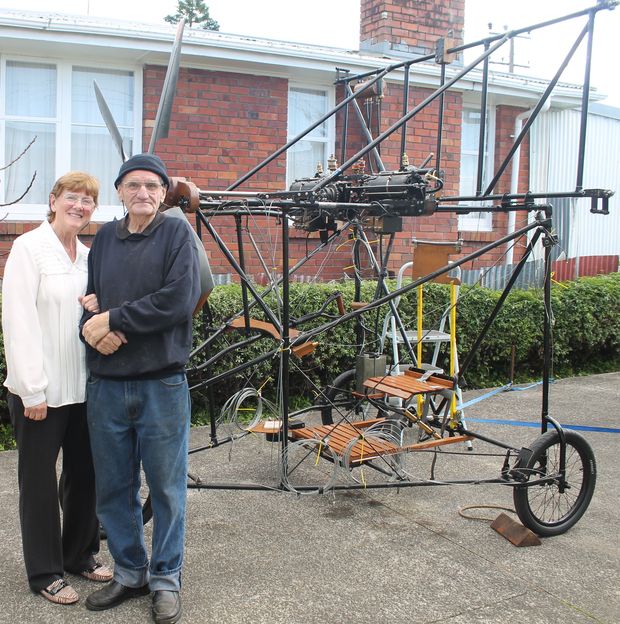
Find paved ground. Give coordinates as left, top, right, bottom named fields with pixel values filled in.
left=0, top=372, right=618, bottom=624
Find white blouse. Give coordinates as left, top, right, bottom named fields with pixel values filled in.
left=2, top=220, right=89, bottom=408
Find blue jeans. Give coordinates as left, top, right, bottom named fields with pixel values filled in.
left=87, top=373, right=190, bottom=591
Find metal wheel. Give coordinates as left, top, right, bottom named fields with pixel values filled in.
left=513, top=430, right=596, bottom=536
left=319, top=368, right=385, bottom=425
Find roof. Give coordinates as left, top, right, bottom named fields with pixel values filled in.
left=0, top=8, right=598, bottom=106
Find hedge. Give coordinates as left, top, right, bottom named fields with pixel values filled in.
left=196, top=273, right=620, bottom=402
left=1, top=273, right=619, bottom=431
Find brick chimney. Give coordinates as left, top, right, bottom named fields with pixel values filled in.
left=360, top=0, right=465, bottom=58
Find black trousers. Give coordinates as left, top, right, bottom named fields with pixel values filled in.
left=8, top=393, right=100, bottom=592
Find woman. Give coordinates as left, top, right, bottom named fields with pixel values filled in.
left=2, top=172, right=112, bottom=605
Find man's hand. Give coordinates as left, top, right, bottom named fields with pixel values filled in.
left=82, top=312, right=111, bottom=348
left=24, top=402, right=47, bottom=421
left=95, top=331, right=128, bottom=355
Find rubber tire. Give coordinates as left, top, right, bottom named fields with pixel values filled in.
left=513, top=430, right=596, bottom=537
left=320, top=368, right=358, bottom=425
left=142, top=495, right=153, bottom=525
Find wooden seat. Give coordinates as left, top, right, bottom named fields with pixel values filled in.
left=228, top=317, right=300, bottom=341
left=290, top=417, right=472, bottom=465
left=290, top=418, right=391, bottom=462
left=227, top=317, right=318, bottom=358
left=363, top=368, right=454, bottom=401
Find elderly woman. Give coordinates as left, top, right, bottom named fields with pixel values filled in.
left=2, top=172, right=112, bottom=605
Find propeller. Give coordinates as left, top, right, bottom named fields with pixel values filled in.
left=93, top=80, right=127, bottom=162
left=148, top=18, right=186, bottom=153
left=93, top=17, right=213, bottom=308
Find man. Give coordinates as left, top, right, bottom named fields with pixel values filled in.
left=80, top=153, right=200, bottom=624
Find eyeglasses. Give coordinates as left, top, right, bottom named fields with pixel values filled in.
left=63, top=193, right=96, bottom=209
left=122, top=181, right=164, bottom=194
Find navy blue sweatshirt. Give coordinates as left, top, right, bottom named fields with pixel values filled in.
left=80, top=211, right=200, bottom=378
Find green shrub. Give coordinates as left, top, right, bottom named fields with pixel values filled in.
left=192, top=274, right=619, bottom=399
left=0, top=273, right=618, bottom=449
left=0, top=423, right=15, bottom=451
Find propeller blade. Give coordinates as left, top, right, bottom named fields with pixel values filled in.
left=93, top=80, right=127, bottom=162
left=148, top=18, right=186, bottom=154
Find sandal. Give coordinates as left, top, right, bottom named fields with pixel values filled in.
left=80, top=562, right=113, bottom=583
left=40, top=578, right=79, bottom=605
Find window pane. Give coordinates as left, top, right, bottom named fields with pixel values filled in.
left=6, top=62, right=56, bottom=117
left=288, top=88, right=327, bottom=138
left=461, top=110, right=482, bottom=150
left=459, top=154, right=477, bottom=196
left=71, top=126, right=132, bottom=205
left=287, top=140, right=326, bottom=186
left=4, top=122, right=56, bottom=204
left=72, top=67, right=134, bottom=126
left=71, top=67, right=134, bottom=204
left=459, top=108, right=491, bottom=230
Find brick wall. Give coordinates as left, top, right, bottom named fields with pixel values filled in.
left=140, top=58, right=466, bottom=282
left=144, top=66, right=288, bottom=191
left=360, top=0, right=465, bottom=57
left=0, top=221, right=98, bottom=274
left=0, top=1, right=540, bottom=285
left=345, top=85, right=464, bottom=277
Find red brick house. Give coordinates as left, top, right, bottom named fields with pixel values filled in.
left=0, top=0, right=616, bottom=282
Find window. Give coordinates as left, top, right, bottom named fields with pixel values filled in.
left=1, top=58, right=138, bottom=219
left=458, top=107, right=494, bottom=231
left=3, top=62, right=57, bottom=208
left=286, top=86, right=333, bottom=188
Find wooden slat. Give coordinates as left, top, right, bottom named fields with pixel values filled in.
left=378, top=375, right=445, bottom=393
left=401, top=435, right=473, bottom=451
left=290, top=421, right=473, bottom=465
left=291, top=341, right=318, bottom=358
left=347, top=437, right=399, bottom=463
left=291, top=418, right=386, bottom=450
left=363, top=374, right=448, bottom=399
left=248, top=420, right=282, bottom=434
left=228, top=318, right=317, bottom=359
left=362, top=379, right=414, bottom=400
left=404, top=368, right=454, bottom=390
left=228, top=317, right=300, bottom=340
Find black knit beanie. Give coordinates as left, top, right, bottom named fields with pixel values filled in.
left=114, top=153, right=170, bottom=189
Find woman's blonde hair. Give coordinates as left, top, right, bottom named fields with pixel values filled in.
left=48, top=171, right=100, bottom=222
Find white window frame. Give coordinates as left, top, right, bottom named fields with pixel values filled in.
left=458, top=103, right=496, bottom=232
left=286, top=82, right=335, bottom=189
left=0, top=55, right=143, bottom=222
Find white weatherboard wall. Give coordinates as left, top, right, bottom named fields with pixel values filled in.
left=530, top=107, right=620, bottom=259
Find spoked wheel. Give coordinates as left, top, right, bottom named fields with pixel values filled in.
left=320, top=369, right=361, bottom=425
left=512, top=430, right=596, bottom=537
left=320, top=368, right=387, bottom=425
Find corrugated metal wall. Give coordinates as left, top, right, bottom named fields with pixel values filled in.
left=530, top=108, right=620, bottom=259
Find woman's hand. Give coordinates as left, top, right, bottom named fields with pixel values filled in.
left=82, top=311, right=111, bottom=347
left=24, top=402, right=47, bottom=421
left=79, top=293, right=100, bottom=313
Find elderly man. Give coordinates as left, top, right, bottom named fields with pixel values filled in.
left=80, top=153, right=200, bottom=624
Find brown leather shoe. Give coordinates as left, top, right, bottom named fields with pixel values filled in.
left=85, top=580, right=150, bottom=611
left=152, top=590, right=182, bottom=624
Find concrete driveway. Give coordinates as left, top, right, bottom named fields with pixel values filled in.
left=0, top=372, right=618, bottom=624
